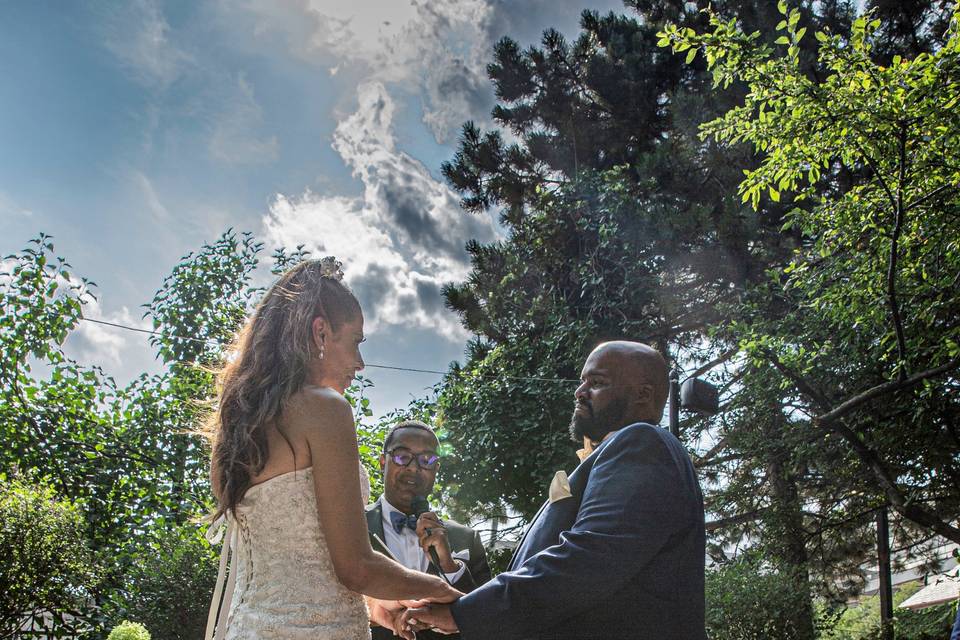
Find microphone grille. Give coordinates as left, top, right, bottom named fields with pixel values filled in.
left=411, top=495, right=430, bottom=516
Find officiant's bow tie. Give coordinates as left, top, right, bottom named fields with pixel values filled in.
left=390, top=511, right=418, bottom=534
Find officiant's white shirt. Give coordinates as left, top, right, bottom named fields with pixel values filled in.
left=379, top=495, right=466, bottom=582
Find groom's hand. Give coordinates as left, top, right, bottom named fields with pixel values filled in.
left=416, top=512, right=458, bottom=573
left=402, top=603, right=459, bottom=635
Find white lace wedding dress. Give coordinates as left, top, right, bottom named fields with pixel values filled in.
left=205, top=465, right=372, bottom=640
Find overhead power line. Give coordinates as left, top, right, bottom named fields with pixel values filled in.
left=80, top=316, right=580, bottom=384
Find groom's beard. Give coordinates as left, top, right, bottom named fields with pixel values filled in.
left=569, top=396, right=628, bottom=444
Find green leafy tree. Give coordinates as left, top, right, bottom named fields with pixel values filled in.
left=1, top=231, right=445, bottom=636
left=0, top=477, right=99, bottom=639
left=436, top=0, right=847, bottom=524
left=660, top=0, right=960, bottom=545
left=435, top=2, right=957, bottom=635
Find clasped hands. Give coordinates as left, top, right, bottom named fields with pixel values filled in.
left=369, top=599, right=459, bottom=639
left=369, top=511, right=463, bottom=638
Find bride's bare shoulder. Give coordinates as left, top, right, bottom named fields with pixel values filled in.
left=283, top=386, right=353, bottom=435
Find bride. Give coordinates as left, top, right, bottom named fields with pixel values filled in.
left=202, top=258, right=459, bottom=639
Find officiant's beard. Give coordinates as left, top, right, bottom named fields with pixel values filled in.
left=569, top=396, right=628, bottom=443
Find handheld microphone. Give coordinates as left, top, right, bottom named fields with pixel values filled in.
left=411, top=495, right=453, bottom=585
left=411, top=495, right=431, bottom=518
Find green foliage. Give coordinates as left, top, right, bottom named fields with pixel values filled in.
left=1, top=230, right=451, bottom=636
left=704, top=552, right=814, bottom=640
left=661, top=2, right=960, bottom=552
left=107, top=621, right=151, bottom=640
left=0, top=477, right=99, bottom=638
left=435, top=0, right=848, bottom=558
left=1, top=231, right=272, bottom=632
left=483, top=547, right=514, bottom=578
left=0, top=231, right=263, bottom=581
left=102, top=525, right=217, bottom=640
left=348, top=375, right=387, bottom=500
left=146, top=230, right=261, bottom=367
left=819, top=581, right=955, bottom=640
left=435, top=3, right=959, bottom=632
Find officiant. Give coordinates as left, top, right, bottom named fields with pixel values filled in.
left=366, top=420, right=491, bottom=640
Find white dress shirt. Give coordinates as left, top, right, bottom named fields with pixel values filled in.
left=379, top=495, right=466, bottom=583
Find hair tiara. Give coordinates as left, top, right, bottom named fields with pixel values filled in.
left=318, top=256, right=344, bottom=281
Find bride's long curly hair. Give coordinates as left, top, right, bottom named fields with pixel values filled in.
left=202, top=260, right=361, bottom=520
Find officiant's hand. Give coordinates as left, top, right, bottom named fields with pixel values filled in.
left=402, top=603, right=459, bottom=635
left=416, top=512, right=458, bottom=573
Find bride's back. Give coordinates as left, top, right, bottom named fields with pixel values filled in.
left=218, top=467, right=370, bottom=640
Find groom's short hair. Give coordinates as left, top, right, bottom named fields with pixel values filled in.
left=382, top=419, right=438, bottom=453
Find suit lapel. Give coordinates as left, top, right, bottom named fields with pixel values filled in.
left=507, top=499, right=549, bottom=572
left=507, top=450, right=605, bottom=572
left=366, top=502, right=391, bottom=557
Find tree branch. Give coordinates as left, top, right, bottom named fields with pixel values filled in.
left=694, top=436, right=729, bottom=467
left=904, top=182, right=956, bottom=214
left=766, top=346, right=960, bottom=543
left=825, top=416, right=960, bottom=544
left=706, top=509, right=767, bottom=532
left=814, top=356, right=960, bottom=424
left=685, top=347, right=739, bottom=381
left=760, top=347, right=832, bottom=411
left=888, top=120, right=909, bottom=377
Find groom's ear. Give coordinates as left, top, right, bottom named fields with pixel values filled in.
left=635, top=383, right=654, bottom=405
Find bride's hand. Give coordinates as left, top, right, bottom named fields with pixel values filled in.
left=366, top=598, right=415, bottom=640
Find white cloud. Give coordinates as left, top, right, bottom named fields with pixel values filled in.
left=209, top=74, right=280, bottom=165
left=263, top=82, right=499, bottom=340
left=227, top=0, right=626, bottom=143
left=0, top=191, right=34, bottom=218
left=99, top=0, right=190, bottom=88
left=227, top=0, right=494, bottom=142
left=133, top=171, right=170, bottom=221
left=68, top=302, right=151, bottom=371
left=0, top=258, right=150, bottom=374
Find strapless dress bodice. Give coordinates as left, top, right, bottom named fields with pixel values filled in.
left=208, top=467, right=371, bottom=640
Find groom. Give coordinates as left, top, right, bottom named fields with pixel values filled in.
left=405, top=341, right=706, bottom=639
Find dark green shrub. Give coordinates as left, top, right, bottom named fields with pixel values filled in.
left=0, top=476, right=99, bottom=638
left=819, top=580, right=954, bottom=640
left=705, top=552, right=812, bottom=640
left=107, top=621, right=151, bottom=640
left=106, top=524, right=217, bottom=640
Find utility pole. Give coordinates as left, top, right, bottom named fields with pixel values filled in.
left=877, top=507, right=894, bottom=640
left=669, top=369, right=681, bottom=438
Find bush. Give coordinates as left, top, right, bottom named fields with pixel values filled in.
left=107, top=621, right=151, bottom=640
left=104, top=524, right=218, bottom=640
left=0, top=476, right=99, bottom=637
left=705, top=552, right=813, bottom=640
left=819, top=580, right=954, bottom=640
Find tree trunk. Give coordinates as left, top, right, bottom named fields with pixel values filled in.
left=768, top=452, right=815, bottom=640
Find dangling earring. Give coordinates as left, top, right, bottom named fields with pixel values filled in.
left=317, top=336, right=325, bottom=360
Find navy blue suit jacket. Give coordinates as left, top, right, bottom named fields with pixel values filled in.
left=450, top=423, right=706, bottom=640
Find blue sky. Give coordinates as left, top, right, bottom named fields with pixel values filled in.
left=1, top=0, right=622, bottom=418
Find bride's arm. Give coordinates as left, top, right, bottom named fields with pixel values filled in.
left=285, top=388, right=461, bottom=603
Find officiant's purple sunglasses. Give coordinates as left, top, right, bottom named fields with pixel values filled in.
left=386, top=447, right=440, bottom=470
